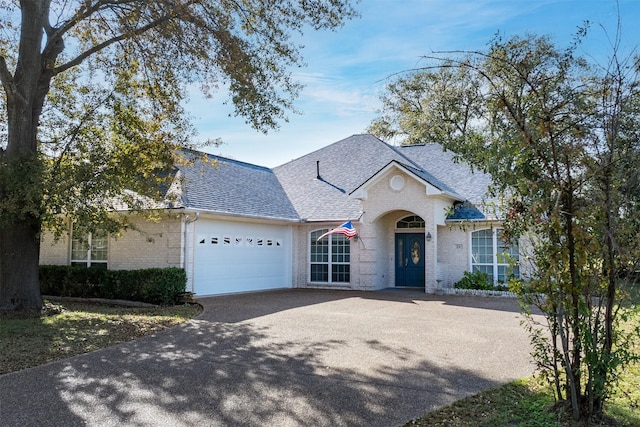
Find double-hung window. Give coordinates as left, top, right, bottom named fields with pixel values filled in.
left=310, top=229, right=350, bottom=283
left=71, top=228, right=108, bottom=269
left=471, top=228, right=519, bottom=283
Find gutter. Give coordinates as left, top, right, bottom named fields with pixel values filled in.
left=182, top=207, right=300, bottom=224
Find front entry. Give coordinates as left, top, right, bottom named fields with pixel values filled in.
left=395, top=233, right=425, bottom=287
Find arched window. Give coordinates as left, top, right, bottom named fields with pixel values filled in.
left=396, top=215, right=425, bottom=229
left=471, top=228, right=519, bottom=283
left=310, top=229, right=350, bottom=283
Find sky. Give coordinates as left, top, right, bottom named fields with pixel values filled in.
left=187, top=0, right=640, bottom=168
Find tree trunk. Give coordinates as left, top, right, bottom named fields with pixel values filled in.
left=0, top=218, right=42, bottom=311
left=0, top=1, right=58, bottom=311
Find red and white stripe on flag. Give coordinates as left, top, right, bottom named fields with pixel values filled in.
left=316, top=221, right=358, bottom=241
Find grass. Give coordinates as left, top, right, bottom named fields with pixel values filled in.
left=404, top=374, right=640, bottom=427
left=405, top=378, right=558, bottom=427
left=0, top=300, right=202, bottom=375
left=405, top=309, right=640, bottom=427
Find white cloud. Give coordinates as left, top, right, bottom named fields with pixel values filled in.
left=182, top=0, right=640, bottom=168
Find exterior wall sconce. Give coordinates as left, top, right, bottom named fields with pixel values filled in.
left=426, top=232, right=432, bottom=242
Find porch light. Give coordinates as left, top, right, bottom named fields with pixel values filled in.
left=426, top=232, right=432, bottom=242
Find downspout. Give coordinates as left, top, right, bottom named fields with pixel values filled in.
left=182, top=212, right=200, bottom=293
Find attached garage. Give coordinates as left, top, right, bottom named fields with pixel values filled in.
left=192, top=218, right=293, bottom=296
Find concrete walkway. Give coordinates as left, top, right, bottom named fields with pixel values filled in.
left=0, top=289, right=537, bottom=426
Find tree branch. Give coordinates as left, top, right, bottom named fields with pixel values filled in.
left=0, top=55, right=13, bottom=97
left=51, top=0, right=199, bottom=76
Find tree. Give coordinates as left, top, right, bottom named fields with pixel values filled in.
left=0, top=0, right=358, bottom=311
left=369, top=32, right=640, bottom=421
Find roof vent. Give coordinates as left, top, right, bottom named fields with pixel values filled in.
left=316, top=160, right=321, bottom=180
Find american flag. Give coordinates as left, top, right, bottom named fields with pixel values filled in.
left=316, top=221, right=358, bottom=241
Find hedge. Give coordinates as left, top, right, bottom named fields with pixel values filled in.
left=39, top=266, right=187, bottom=305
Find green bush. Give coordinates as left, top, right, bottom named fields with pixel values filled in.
left=39, top=266, right=187, bottom=305
left=454, top=270, right=494, bottom=290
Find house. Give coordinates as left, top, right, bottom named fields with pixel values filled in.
left=40, top=134, right=522, bottom=296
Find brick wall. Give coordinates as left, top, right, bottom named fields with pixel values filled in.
left=40, top=230, right=71, bottom=265
left=436, top=225, right=468, bottom=287
left=359, top=170, right=440, bottom=291
left=39, top=214, right=183, bottom=270
left=109, top=215, right=183, bottom=270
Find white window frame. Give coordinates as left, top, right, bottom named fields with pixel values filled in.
left=469, top=228, right=519, bottom=283
left=309, top=229, right=350, bottom=284
left=71, top=228, right=108, bottom=268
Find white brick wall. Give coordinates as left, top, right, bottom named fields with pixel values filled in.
left=436, top=225, right=468, bottom=287
left=290, top=169, right=478, bottom=293
left=109, top=215, right=182, bottom=270
left=39, top=214, right=183, bottom=270
left=40, top=230, right=70, bottom=265
left=356, top=170, right=442, bottom=292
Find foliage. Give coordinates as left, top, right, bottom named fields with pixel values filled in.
left=0, top=300, right=201, bottom=375
left=39, top=266, right=187, bottom=305
left=454, top=270, right=493, bottom=291
left=370, top=27, right=640, bottom=422
left=0, top=0, right=359, bottom=311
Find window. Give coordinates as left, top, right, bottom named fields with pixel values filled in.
left=310, top=229, right=350, bottom=283
left=71, top=228, right=108, bottom=269
left=396, top=215, right=425, bottom=229
left=471, top=228, right=519, bottom=283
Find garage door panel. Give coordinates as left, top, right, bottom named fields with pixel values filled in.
left=193, top=219, right=292, bottom=295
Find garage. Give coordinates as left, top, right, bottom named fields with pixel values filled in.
left=192, top=218, right=293, bottom=296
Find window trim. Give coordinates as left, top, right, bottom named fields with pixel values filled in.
left=309, top=228, right=351, bottom=284
left=469, top=228, right=519, bottom=283
left=70, top=227, right=108, bottom=268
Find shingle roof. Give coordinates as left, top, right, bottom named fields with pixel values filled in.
left=273, top=134, right=493, bottom=222
left=174, top=135, right=495, bottom=223
left=273, top=134, right=412, bottom=221
left=177, top=151, right=299, bottom=221
left=398, top=144, right=492, bottom=205
left=447, top=201, right=486, bottom=220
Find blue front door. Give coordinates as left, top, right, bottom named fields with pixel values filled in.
left=395, top=233, right=425, bottom=287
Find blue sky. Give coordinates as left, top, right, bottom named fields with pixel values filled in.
left=188, top=0, right=640, bottom=167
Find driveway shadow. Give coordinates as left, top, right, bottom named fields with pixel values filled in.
left=0, top=319, right=502, bottom=426
left=0, top=289, right=535, bottom=426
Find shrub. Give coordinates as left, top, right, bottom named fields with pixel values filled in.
left=454, top=270, right=494, bottom=290
left=40, top=266, right=187, bottom=305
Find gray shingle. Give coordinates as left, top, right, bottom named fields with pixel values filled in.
left=273, top=135, right=406, bottom=221
left=398, top=144, right=493, bottom=205
left=175, top=135, right=495, bottom=223
left=273, top=134, right=492, bottom=221
left=177, top=151, right=299, bottom=221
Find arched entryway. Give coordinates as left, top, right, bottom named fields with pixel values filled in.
left=395, top=215, right=426, bottom=288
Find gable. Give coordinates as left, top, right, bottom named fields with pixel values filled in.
left=350, top=161, right=463, bottom=201
left=274, top=134, right=489, bottom=221
left=173, top=135, right=496, bottom=223
left=398, top=144, right=492, bottom=205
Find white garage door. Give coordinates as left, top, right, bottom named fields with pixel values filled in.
left=193, top=219, right=292, bottom=296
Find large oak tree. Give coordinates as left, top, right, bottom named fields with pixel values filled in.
left=0, top=0, right=358, bottom=311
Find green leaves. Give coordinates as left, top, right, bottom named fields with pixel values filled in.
left=371, top=30, right=640, bottom=422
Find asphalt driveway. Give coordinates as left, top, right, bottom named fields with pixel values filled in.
left=0, top=289, right=537, bottom=426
